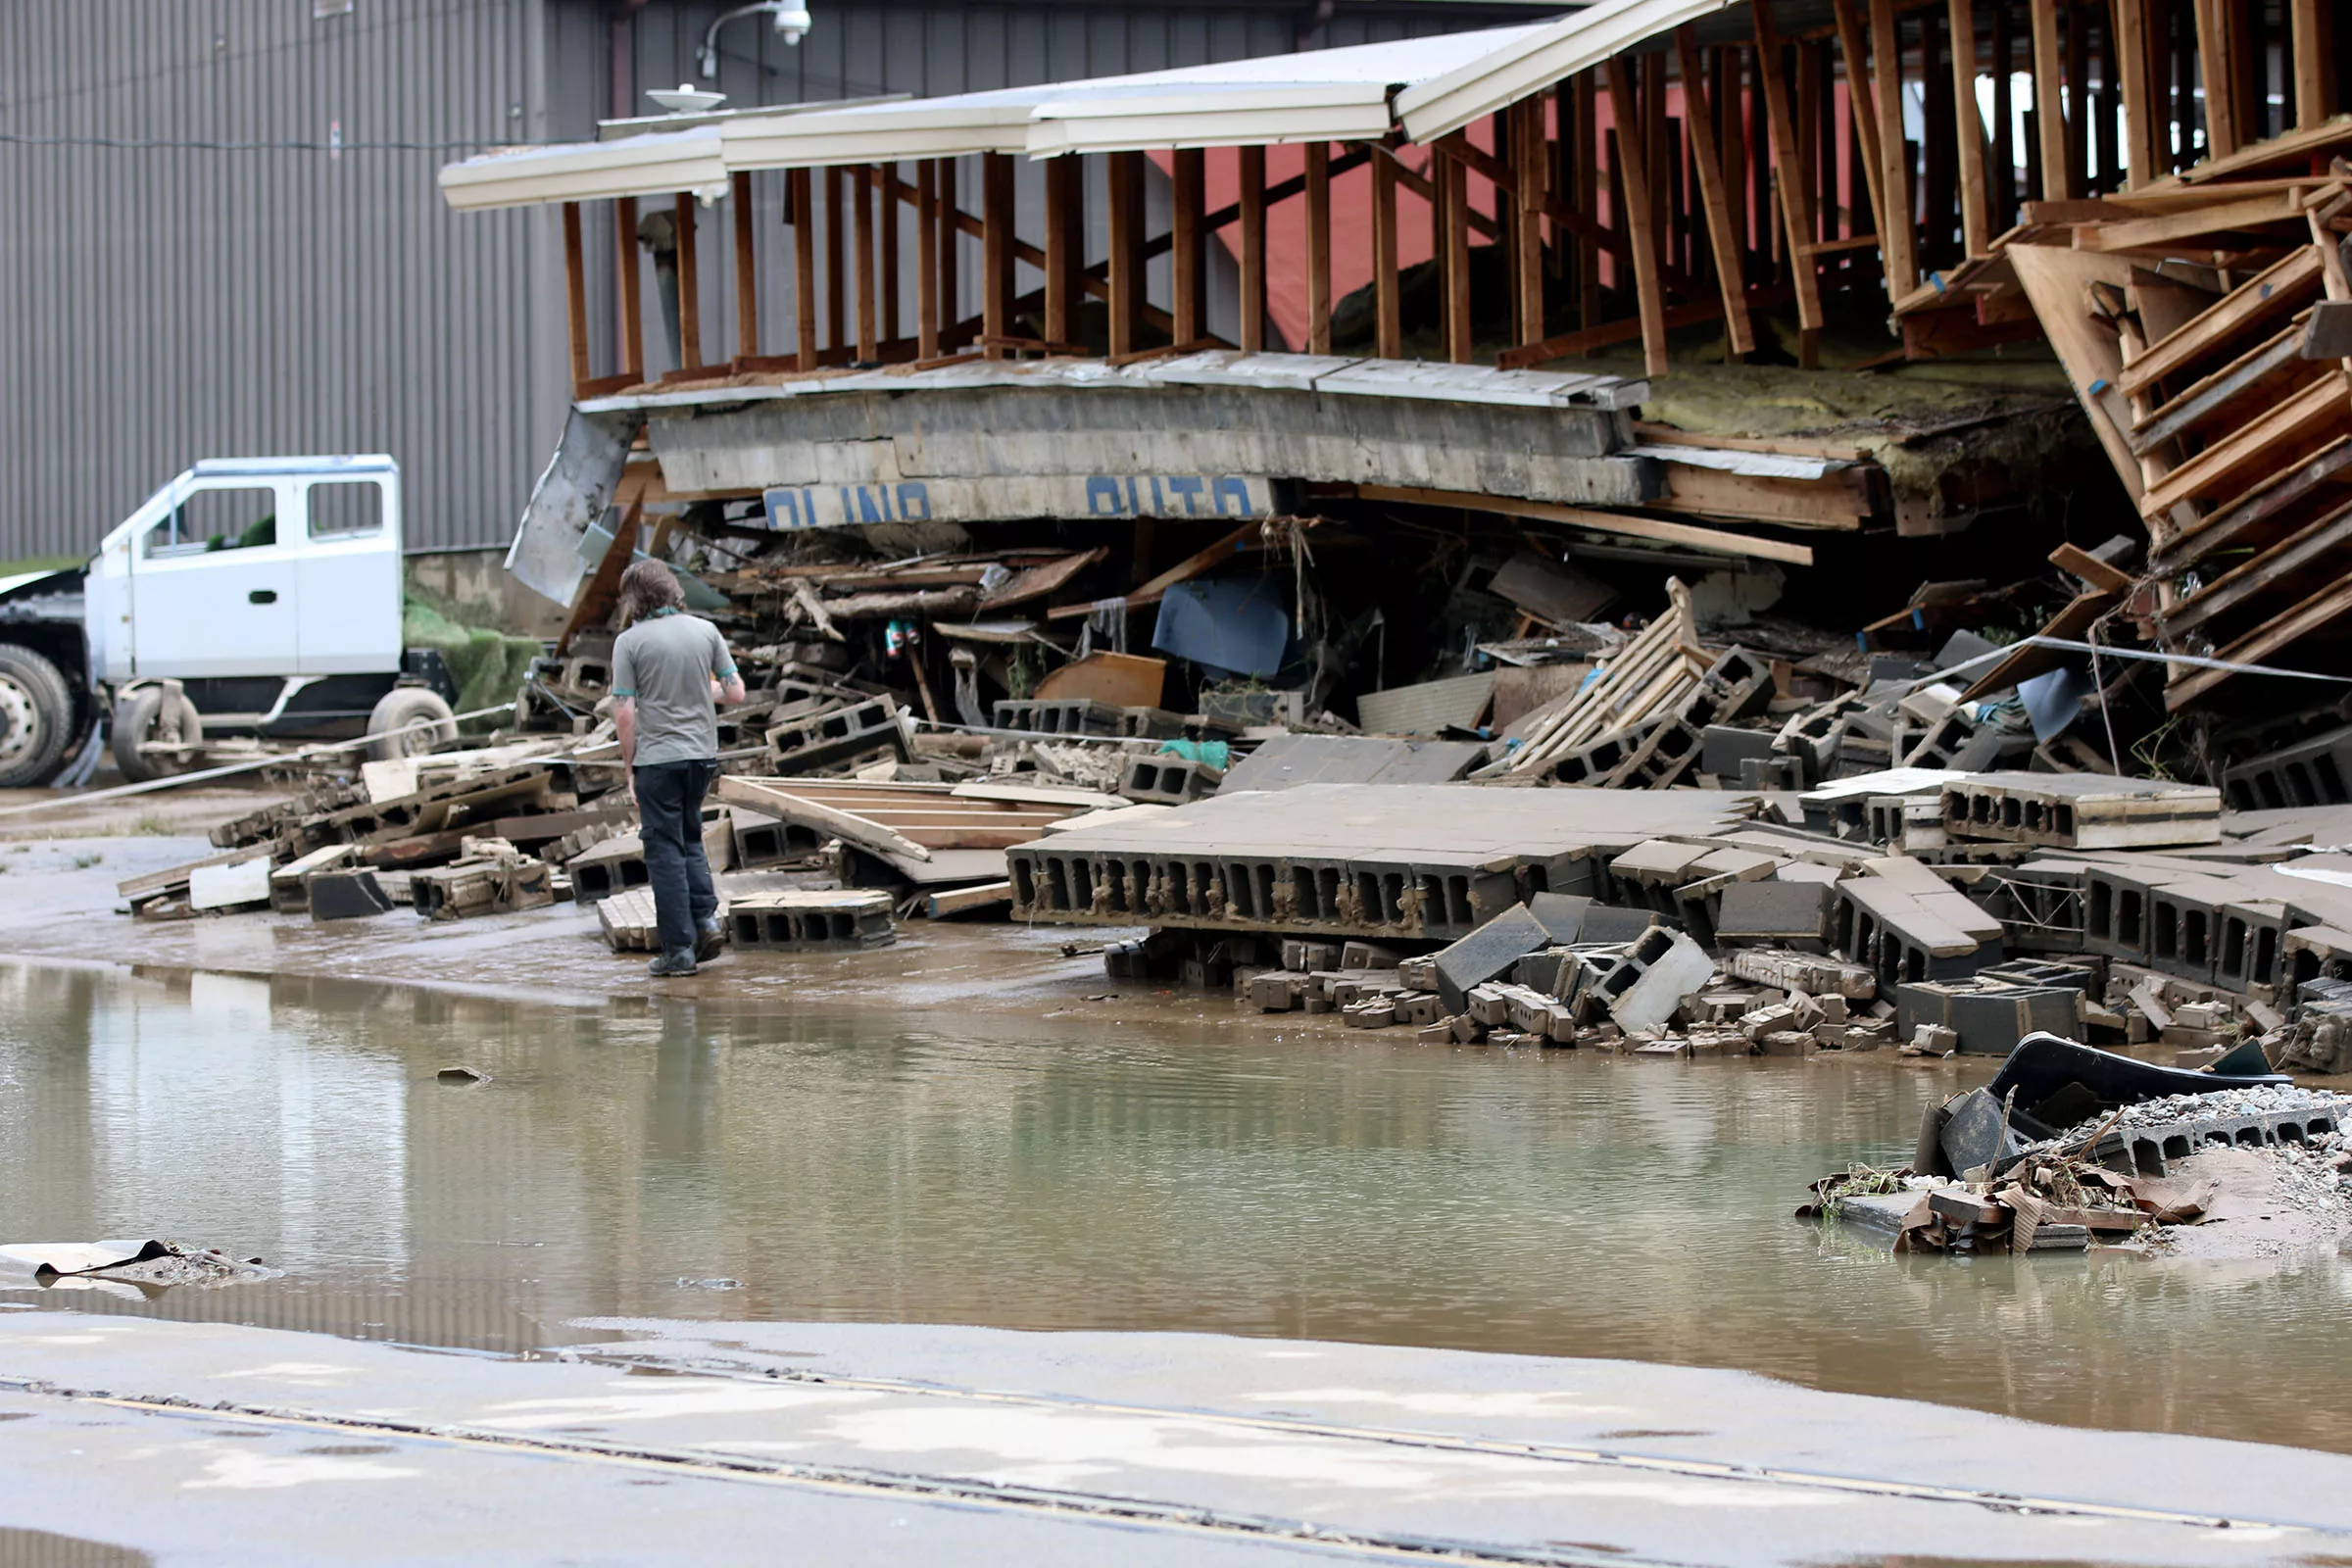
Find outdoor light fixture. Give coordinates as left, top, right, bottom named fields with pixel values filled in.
left=647, top=82, right=727, bottom=115
left=697, top=3, right=813, bottom=78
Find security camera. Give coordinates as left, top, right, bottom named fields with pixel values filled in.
left=698, top=3, right=813, bottom=78
left=771, top=6, right=812, bottom=45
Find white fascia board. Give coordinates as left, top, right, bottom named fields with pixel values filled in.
left=1396, top=0, right=1733, bottom=144
left=719, top=101, right=1035, bottom=169
left=1026, top=85, right=1396, bottom=158
left=438, top=129, right=727, bottom=212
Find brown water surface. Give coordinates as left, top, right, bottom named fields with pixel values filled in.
left=3, top=959, right=2345, bottom=1455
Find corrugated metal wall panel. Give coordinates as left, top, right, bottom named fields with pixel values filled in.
left=0, top=0, right=1537, bottom=564
left=0, top=0, right=564, bottom=560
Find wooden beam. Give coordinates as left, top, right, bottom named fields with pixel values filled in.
left=1602, top=58, right=1670, bottom=376
left=853, top=167, right=877, bottom=363
left=1044, top=154, right=1081, bottom=348
left=981, top=152, right=1013, bottom=358
left=2166, top=574, right=2352, bottom=710
left=2112, top=0, right=2155, bottom=187
left=2191, top=0, right=2239, bottom=159
left=728, top=173, right=759, bottom=360
left=2078, top=191, right=2306, bottom=252
left=1947, top=0, right=1989, bottom=254
left=1753, top=3, right=1827, bottom=341
left=1043, top=522, right=1266, bottom=620
left=789, top=170, right=816, bottom=372
left=1866, top=0, right=1919, bottom=294
left=1373, top=145, right=1401, bottom=359
left=879, top=165, right=902, bottom=346
left=673, top=192, right=703, bottom=370
left=1674, top=26, right=1755, bottom=356
left=2139, top=368, right=2352, bottom=518
left=1498, top=282, right=1793, bottom=369
left=823, top=166, right=845, bottom=353
left=1438, top=134, right=1473, bottom=364
left=1510, top=99, right=1544, bottom=349
left=2027, top=0, right=2074, bottom=199
left=1357, top=484, right=1817, bottom=566
left=1574, top=70, right=1601, bottom=330
left=937, top=158, right=958, bottom=343
left=1107, top=151, right=1144, bottom=358
left=1653, top=462, right=1875, bottom=528
left=2157, top=493, right=2352, bottom=637
left=1240, top=144, right=1268, bottom=354
left=1305, top=141, right=1333, bottom=355
left=2292, top=0, right=2334, bottom=127
left=2118, top=246, right=2325, bottom=398
left=562, top=201, right=591, bottom=396
left=915, top=161, right=940, bottom=361
left=1170, top=149, right=1204, bottom=345
left=614, top=195, right=643, bottom=381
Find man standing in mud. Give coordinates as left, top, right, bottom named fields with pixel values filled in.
left=612, top=560, right=746, bottom=977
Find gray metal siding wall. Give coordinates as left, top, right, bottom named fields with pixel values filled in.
left=0, top=0, right=564, bottom=561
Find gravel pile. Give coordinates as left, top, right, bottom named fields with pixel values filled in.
left=2063, top=1085, right=2352, bottom=1136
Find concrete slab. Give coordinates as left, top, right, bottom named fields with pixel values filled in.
left=1, top=1312, right=2348, bottom=1566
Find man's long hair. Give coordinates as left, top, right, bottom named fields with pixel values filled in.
left=615, top=560, right=687, bottom=627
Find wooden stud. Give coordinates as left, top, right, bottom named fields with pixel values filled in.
left=1603, top=56, right=1670, bottom=377
left=1437, top=135, right=1472, bottom=364
left=1753, top=4, right=1827, bottom=347
left=674, top=192, right=702, bottom=370
left=854, top=168, right=877, bottom=363
left=1511, top=99, right=1546, bottom=348
left=1715, top=49, right=1745, bottom=268
left=822, top=167, right=845, bottom=353
left=2113, top=0, right=2155, bottom=187
left=1674, top=26, right=1755, bottom=356
left=879, top=165, right=901, bottom=346
left=1044, top=154, right=1080, bottom=348
left=1572, top=72, right=1602, bottom=329
left=1373, top=144, right=1401, bottom=358
left=2191, top=0, right=2238, bottom=159
left=981, top=152, right=1013, bottom=358
left=1991, top=0, right=2018, bottom=220
left=728, top=173, right=759, bottom=360
left=1305, top=142, right=1333, bottom=355
left=1833, top=0, right=1891, bottom=253
left=938, top=158, right=959, bottom=338
left=2064, top=0, right=2090, bottom=194
left=1239, top=144, right=1268, bottom=354
left=2291, top=0, right=2333, bottom=127
left=614, top=196, right=645, bottom=380
left=1867, top=0, right=1919, bottom=294
left=915, top=162, right=940, bottom=361
left=1107, top=150, right=1144, bottom=358
left=789, top=170, right=816, bottom=372
left=1171, top=149, right=1204, bottom=344
left=562, top=201, right=592, bottom=395
left=1946, top=0, right=1991, bottom=256
left=2028, top=0, right=2074, bottom=199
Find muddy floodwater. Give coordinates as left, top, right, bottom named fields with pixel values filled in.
left=5, top=957, right=2351, bottom=1457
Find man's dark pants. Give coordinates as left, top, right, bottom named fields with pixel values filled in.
left=635, top=759, right=717, bottom=954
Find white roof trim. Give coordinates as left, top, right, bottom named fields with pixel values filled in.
left=719, top=95, right=1043, bottom=169
left=1025, top=83, right=1396, bottom=157
left=438, top=128, right=728, bottom=212
left=1396, top=0, right=1734, bottom=144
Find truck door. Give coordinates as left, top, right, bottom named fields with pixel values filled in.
left=128, top=478, right=300, bottom=677
left=292, top=474, right=402, bottom=674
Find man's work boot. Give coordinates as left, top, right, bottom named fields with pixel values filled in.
left=695, top=915, right=725, bottom=962
left=648, top=948, right=699, bottom=977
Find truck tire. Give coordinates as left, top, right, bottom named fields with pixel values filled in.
left=368, top=686, right=457, bottom=761
left=0, top=643, right=74, bottom=788
left=113, top=685, right=205, bottom=784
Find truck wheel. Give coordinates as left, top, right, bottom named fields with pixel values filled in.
left=368, top=687, right=457, bottom=761
left=113, top=686, right=205, bottom=784
left=0, top=643, right=74, bottom=788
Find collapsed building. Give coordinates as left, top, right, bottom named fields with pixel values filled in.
left=117, top=0, right=2352, bottom=1087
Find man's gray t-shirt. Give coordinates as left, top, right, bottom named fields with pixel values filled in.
left=612, top=610, right=735, bottom=766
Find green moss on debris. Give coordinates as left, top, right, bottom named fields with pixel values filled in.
left=402, top=591, right=543, bottom=726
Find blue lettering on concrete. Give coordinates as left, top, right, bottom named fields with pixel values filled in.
left=1167, top=476, right=1204, bottom=514
left=1213, top=476, right=1251, bottom=514
left=896, top=481, right=931, bottom=520
left=1086, top=477, right=1124, bottom=516
left=856, top=486, right=888, bottom=524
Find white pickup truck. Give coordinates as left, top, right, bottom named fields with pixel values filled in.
left=0, top=455, right=462, bottom=787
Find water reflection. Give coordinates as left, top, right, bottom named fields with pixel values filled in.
left=2, top=960, right=2348, bottom=1454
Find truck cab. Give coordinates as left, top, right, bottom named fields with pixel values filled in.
left=0, top=456, right=461, bottom=789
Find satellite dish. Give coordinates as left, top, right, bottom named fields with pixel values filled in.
left=647, top=82, right=726, bottom=116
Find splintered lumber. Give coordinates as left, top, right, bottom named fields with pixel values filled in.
left=2117, top=246, right=2325, bottom=400
left=715, top=776, right=932, bottom=862
left=2167, top=574, right=2352, bottom=710
left=714, top=776, right=1103, bottom=858
left=2005, top=244, right=2144, bottom=502
left=1489, top=579, right=1702, bottom=776
left=1354, top=486, right=1815, bottom=566
left=2138, top=367, right=2352, bottom=519
left=2082, top=191, right=2311, bottom=253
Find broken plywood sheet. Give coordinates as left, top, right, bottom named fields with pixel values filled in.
left=1219, top=734, right=1489, bottom=793
left=1354, top=672, right=1497, bottom=737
